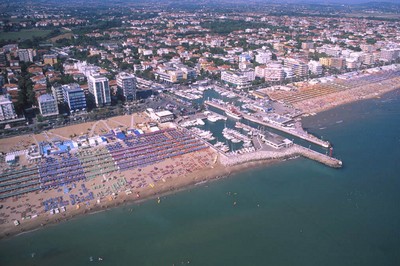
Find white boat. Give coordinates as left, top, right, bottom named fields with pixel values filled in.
left=223, top=134, right=232, bottom=140
left=225, top=110, right=242, bottom=120
left=220, top=145, right=230, bottom=152
left=231, top=138, right=241, bottom=143
left=243, top=141, right=252, bottom=148
left=214, top=141, right=224, bottom=148
left=196, top=118, right=205, bottom=126
left=207, top=115, right=219, bottom=122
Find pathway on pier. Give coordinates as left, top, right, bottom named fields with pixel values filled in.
left=219, top=144, right=342, bottom=168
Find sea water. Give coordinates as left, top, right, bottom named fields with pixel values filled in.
left=1, top=90, right=400, bottom=266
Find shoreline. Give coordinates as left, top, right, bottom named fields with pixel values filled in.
left=293, top=78, right=400, bottom=115
left=0, top=156, right=283, bottom=240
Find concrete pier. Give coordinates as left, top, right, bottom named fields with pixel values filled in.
left=293, top=144, right=342, bottom=168
left=219, top=144, right=342, bottom=168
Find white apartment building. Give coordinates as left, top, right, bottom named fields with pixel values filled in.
left=38, top=94, right=59, bottom=117
left=0, top=94, right=17, bottom=121
left=283, top=67, right=294, bottom=80
left=379, top=49, right=400, bottom=62
left=361, top=53, right=375, bottom=65
left=116, top=72, right=137, bottom=101
left=221, top=71, right=252, bottom=89
left=88, top=74, right=111, bottom=107
left=255, top=51, right=272, bottom=64
left=284, top=59, right=309, bottom=78
left=51, top=84, right=65, bottom=103
left=308, top=61, right=323, bottom=76
left=346, top=58, right=360, bottom=69
left=255, top=64, right=286, bottom=82
left=18, top=49, right=34, bottom=62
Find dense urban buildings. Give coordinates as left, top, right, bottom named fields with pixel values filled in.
left=1, top=2, right=400, bottom=265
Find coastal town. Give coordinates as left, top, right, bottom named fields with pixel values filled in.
left=1, top=0, right=400, bottom=238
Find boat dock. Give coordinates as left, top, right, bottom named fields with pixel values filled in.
left=243, top=115, right=330, bottom=148
left=205, top=100, right=330, bottom=148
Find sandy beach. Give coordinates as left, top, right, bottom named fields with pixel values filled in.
left=0, top=148, right=286, bottom=240
left=267, top=68, right=400, bottom=115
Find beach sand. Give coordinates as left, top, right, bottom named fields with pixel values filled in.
left=0, top=146, right=283, bottom=239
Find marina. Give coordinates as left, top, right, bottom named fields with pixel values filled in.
left=205, top=100, right=330, bottom=148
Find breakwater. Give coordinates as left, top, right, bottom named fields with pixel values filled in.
left=219, top=144, right=342, bottom=168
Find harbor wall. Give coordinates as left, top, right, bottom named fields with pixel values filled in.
left=219, top=144, right=342, bottom=168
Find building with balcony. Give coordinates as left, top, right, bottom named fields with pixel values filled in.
left=62, top=84, right=87, bottom=112
left=38, top=94, right=59, bottom=117
left=0, top=94, right=17, bottom=121
left=116, top=72, right=137, bottom=101
left=88, top=74, right=111, bottom=107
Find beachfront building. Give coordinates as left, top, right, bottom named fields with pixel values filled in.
left=221, top=70, right=252, bottom=89
left=379, top=48, right=400, bottom=62
left=116, top=72, right=136, bottom=101
left=38, top=94, right=59, bottom=117
left=264, top=64, right=285, bottom=82
left=319, top=57, right=345, bottom=69
left=51, top=84, right=65, bottom=103
left=361, top=53, right=375, bottom=66
left=62, top=84, right=87, bottom=112
left=308, top=61, right=323, bottom=76
left=88, top=74, right=111, bottom=107
left=255, top=64, right=285, bottom=82
left=145, top=108, right=174, bottom=123
left=330, top=58, right=345, bottom=69
left=284, top=59, right=309, bottom=79
left=0, top=94, right=17, bottom=121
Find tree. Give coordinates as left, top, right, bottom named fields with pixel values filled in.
left=37, top=114, right=44, bottom=122
left=46, top=77, right=52, bottom=94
